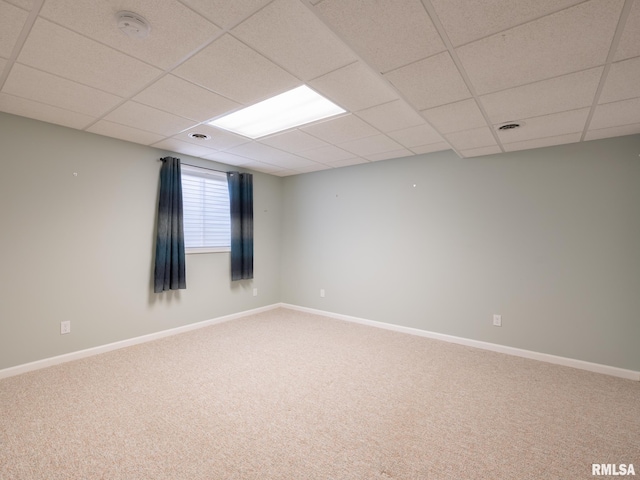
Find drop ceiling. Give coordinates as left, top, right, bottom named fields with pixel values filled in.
left=1, top=0, right=639, bottom=176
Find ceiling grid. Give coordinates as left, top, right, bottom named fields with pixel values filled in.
left=0, top=0, right=638, bottom=175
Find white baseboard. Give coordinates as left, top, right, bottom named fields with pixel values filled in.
left=4, top=303, right=637, bottom=382
left=0, top=304, right=280, bottom=380
left=280, top=303, right=640, bottom=382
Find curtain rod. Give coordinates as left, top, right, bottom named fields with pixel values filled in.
left=182, top=162, right=229, bottom=174
left=158, top=157, right=230, bottom=175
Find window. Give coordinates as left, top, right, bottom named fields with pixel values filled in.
left=181, top=165, right=230, bottom=254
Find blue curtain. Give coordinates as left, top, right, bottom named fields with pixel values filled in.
left=154, top=157, right=186, bottom=292
left=227, top=172, right=253, bottom=281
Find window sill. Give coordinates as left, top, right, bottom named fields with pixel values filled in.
left=186, top=247, right=230, bottom=255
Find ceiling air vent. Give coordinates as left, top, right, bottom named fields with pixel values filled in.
left=498, top=122, right=522, bottom=131
left=188, top=133, right=211, bottom=140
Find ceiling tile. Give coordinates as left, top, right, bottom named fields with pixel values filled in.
left=294, top=163, right=332, bottom=174
left=268, top=169, right=298, bottom=176
left=355, top=100, right=424, bottom=133
left=456, top=0, right=624, bottom=94
left=17, top=18, right=162, bottom=96
left=312, top=0, right=444, bottom=73
left=232, top=0, right=355, bottom=81
left=301, top=114, right=378, bottom=144
left=326, top=158, right=368, bottom=168
left=39, top=1, right=221, bottom=70
left=202, top=150, right=254, bottom=167
left=0, top=1, right=28, bottom=58
left=237, top=161, right=286, bottom=174
left=387, top=124, right=443, bottom=148
left=3, top=64, right=123, bottom=117
left=179, top=0, right=272, bottom=30
left=299, top=144, right=358, bottom=163
left=585, top=123, right=640, bottom=141
left=259, top=129, right=329, bottom=153
left=460, top=145, right=502, bottom=157
left=173, top=34, right=300, bottom=105
left=226, top=142, right=309, bottom=166
left=152, top=138, right=219, bottom=158
left=86, top=120, right=165, bottom=145
left=421, top=99, right=487, bottom=134
left=133, top=74, right=240, bottom=122
left=599, top=56, right=640, bottom=104
left=309, top=62, right=398, bottom=112
left=365, top=148, right=413, bottom=162
left=0, top=93, right=95, bottom=130
left=444, top=127, right=497, bottom=150
left=479, top=67, right=603, bottom=124
left=614, top=0, right=640, bottom=61
left=503, top=132, right=581, bottom=152
left=496, top=108, right=589, bottom=144
left=104, top=101, right=195, bottom=136
left=3, top=0, right=33, bottom=10
left=589, top=98, right=640, bottom=130
left=261, top=155, right=318, bottom=170
left=410, top=142, right=451, bottom=155
left=431, top=0, right=584, bottom=47
left=175, top=125, right=250, bottom=151
left=384, top=52, right=471, bottom=110
left=339, top=134, right=404, bottom=157
left=271, top=169, right=298, bottom=177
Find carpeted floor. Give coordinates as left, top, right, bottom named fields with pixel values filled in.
left=1, top=308, right=638, bottom=479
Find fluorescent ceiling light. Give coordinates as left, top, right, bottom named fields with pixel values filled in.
left=208, top=85, right=345, bottom=139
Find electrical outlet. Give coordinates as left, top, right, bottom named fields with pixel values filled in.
left=253, top=288, right=258, bottom=297
left=60, top=321, right=71, bottom=335
left=493, top=314, right=502, bottom=327
left=320, top=289, right=325, bottom=298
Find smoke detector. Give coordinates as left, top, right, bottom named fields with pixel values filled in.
left=116, top=11, right=151, bottom=39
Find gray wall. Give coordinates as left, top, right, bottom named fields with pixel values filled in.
left=0, top=113, right=282, bottom=370
left=280, top=136, right=640, bottom=371
left=2, top=111, right=638, bottom=373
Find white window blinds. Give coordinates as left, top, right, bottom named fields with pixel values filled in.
left=181, top=165, right=230, bottom=253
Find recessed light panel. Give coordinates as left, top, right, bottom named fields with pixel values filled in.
left=208, top=85, right=345, bottom=139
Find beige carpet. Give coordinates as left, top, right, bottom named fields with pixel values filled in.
left=1, top=308, right=638, bottom=479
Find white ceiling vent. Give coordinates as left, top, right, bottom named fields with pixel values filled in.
left=188, top=133, right=211, bottom=140
left=116, top=11, right=151, bottom=39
